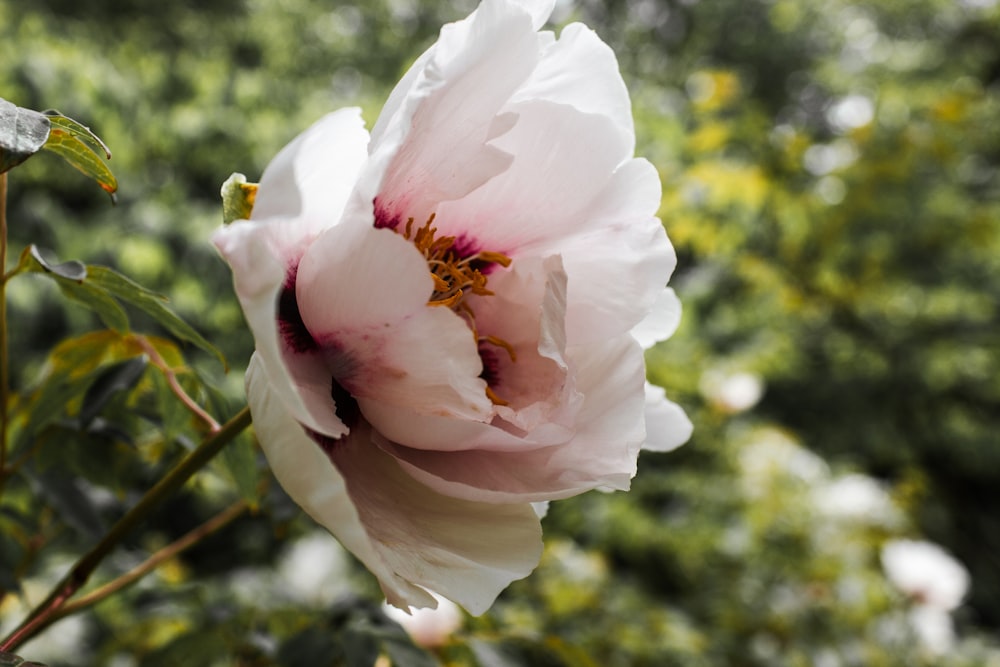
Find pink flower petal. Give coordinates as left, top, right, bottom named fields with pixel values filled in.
left=362, top=0, right=545, bottom=224
left=381, top=334, right=648, bottom=502
left=245, top=355, right=432, bottom=608
left=296, top=220, right=492, bottom=420
left=432, top=100, right=632, bottom=253
left=250, top=355, right=543, bottom=614
left=252, top=108, right=369, bottom=234
left=468, top=255, right=579, bottom=433
left=510, top=22, right=634, bottom=146
left=334, top=429, right=543, bottom=615
left=213, top=222, right=348, bottom=438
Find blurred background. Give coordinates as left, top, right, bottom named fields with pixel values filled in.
left=1, top=0, right=999, bottom=664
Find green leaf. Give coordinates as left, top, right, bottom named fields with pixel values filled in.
left=55, top=280, right=130, bottom=332
left=41, top=112, right=117, bottom=201
left=43, top=111, right=112, bottom=159
left=22, top=250, right=224, bottom=365
left=24, top=246, right=128, bottom=331
left=86, top=266, right=226, bottom=367
left=220, top=172, right=258, bottom=224
left=0, top=650, right=47, bottom=667
left=0, top=97, right=51, bottom=173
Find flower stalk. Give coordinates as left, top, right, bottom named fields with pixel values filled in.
left=133, top=335, right=222, bottom=432
left=0, top=405, right=252, bottom=652
left=0, top=171, right=9, bottom=493
left=47, top=498, right=248, bottom=628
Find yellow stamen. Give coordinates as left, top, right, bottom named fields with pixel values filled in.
left=480, top=335, right=517, bottom=362
left=485, top=386, right=510, bottom=406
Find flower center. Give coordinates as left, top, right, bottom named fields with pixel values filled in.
left=396, top=214, right=516, bottom=405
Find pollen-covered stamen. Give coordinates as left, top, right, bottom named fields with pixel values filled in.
left=398, top=214, right=512, bottom=309
left=393, top=214, right=517, bottom=406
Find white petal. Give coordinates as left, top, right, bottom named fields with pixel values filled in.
left=632, top=287, right=683, bottom=349
left=381, top=334, right=648, bottom=502
left=360, top=397, right=570, bottom=453
left=245, top=355, right=430, bottom=608
left=334, top=431, right=544, bottom=615
left=499, top=0, right=555, bottom=30
left=432, top=100, right=632, bottom=253
left=642, top=383, right=692, bottom=452
left=510, top=22, right=633, bottom=146
left=363, top=0, right=544, bottom=222
left=252, top=108, right=369, bottom=233
left=296, top=221, right=492, bottom=420
left=213, top=222, right=348, bottom=438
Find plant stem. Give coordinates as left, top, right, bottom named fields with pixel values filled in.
left=0, top=171, right=9, bottom=492
left=0, top=405, right=252, bottom=652
left=47, top=498, right=248, bottom=627
left=133, top=335, right=221, bottom=432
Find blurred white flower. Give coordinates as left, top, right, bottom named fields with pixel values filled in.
left=882, top=538, right=970, bottom=654
left=700, top=369, right=764, bottom=413
left=908, top=605, right=957, bottom=656
left=813, top=473, right=902, bottom=527
left=882, top=539, right=969, bottom=610
left=383, top=592, right=463, bottom=648
left=739, top=428, right=829, bottom=498
left=277, top=530, right=351, bottom=606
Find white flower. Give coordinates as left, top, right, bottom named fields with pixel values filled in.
left=383, top=593, right=463, bottom=648
left=214, top=0, right=689, bottom=614
left=882, top=539, right=969, bottom=611
left=907, top=606, right=957, bottom=656
left=882, top=539, right=970, bottom=654
left=699, top=369, right=764, bottom=413
left=812, top=473, right=901, bottom=527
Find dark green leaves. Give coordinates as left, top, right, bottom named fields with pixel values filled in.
left=20, top=246, right=224, bottom=365
left=0, top=98, right=50, bottom=174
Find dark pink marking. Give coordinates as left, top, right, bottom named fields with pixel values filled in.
left=373, top=198, right=400, bottom=230
left=277, top=264, right=318, bottom=354
left=478, top=344, right=501, bottom=389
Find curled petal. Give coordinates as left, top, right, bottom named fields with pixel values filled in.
left=642, top=383, right=692, bottom=452
left=631, top=287, right=683, bottom=350
left=510, top=22, right=634, bottom=146
left=470, top=255, right=578, bottom=432
left=252, top=108, right=369, bottom=232
left=252, top=355, right=541, bottom=615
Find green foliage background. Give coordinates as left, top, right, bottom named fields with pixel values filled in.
left=1, top=0, right=999, bottom=664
